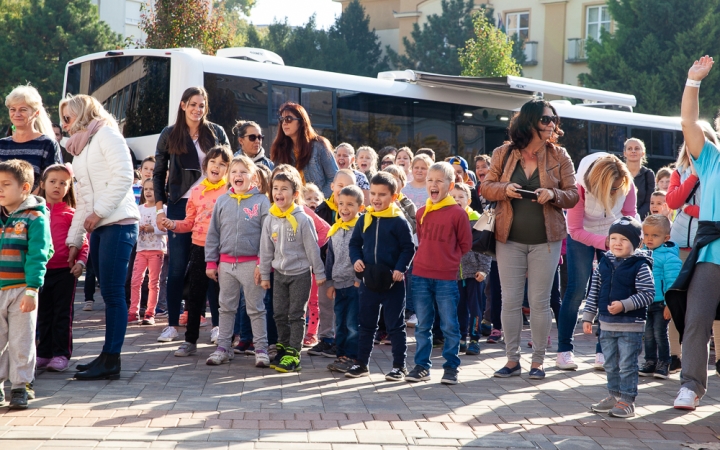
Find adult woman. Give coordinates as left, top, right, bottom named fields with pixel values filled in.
left=153, top=87, right=228, bottom=342
left=481, top=100, right=579, bottom=380
left=62, top=94, right=140, bottom=380
left=1, top=86, right=61, bottom=190
left=233, top=120, right=273, bottom=169
left=270, top=102, right=337, bottom=196
left=556, top=153, right=636, bottom=371
left=624, top=138, right=655, bottom=219
left=334, top=143, right=370, bottom=203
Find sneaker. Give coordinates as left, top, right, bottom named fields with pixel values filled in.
left=609, top=401, right=635, bottom=418
left=322, top=344, right=337, bottom=358
left=494, top=364, right=521, bottom=378
left=128, top=314, right=139, bottom=324
left=669, top=355, right=682, bottom=374
left=155, top=308, right=168, bottom=318
left=8, top=388, right=27, bottom=410
left=36, top=357, right=51, bottom=370
left=466, top=340, right=480, bottom=355
left=206, top=347, right=233, bottom=365
left=308, top=340, right=332, bottom=356
left=328, top=356, right=354, bottom=373
left=385, top=366, right=408, bottom=381
left=674, top=387, right=699, bottom=410
left=594, top=353, right=605, bottom=371
left=174, top=342, right=197, bottom=357
left=591, top=395, right=618, bottom=413
left=269, top=344, right=286, bottom=369
left=303, top=334, right=318, bottom=347
left=406, top=365, right=431, bottom=382
left=47, top=356, right=69, bottom=372
left=199, top=316, right=208, bottom=327
left=441, top=367, right=459, bottom=385
left=556, top=351, right=578, bottom=370
left=654, top=360, right=670, bottom=379
left=432, top=337, right=445, bottom=348
left=459, top=340, right=467, bottom=353
left=210, top=326, right=219, bottom=344
left=275, top=348, right=301, bottom=373
left=486, top=329, right=503, bottom=344
left=231, top=334, right=241, bottom=349
left=639, top=361, right=656, bottom=377
left=26, top=381, right=35, bottom=400
left=255, top=349, right=270, bottom=368
left=142, top=316, right=155, bottom=325
left=82, top=301, right=93, bottom=311
left=345, top=363, right=369, bottom=378
left=233, top=340, right=251, bottom=354
left=245, top=343, right=255, bottom=355
left=157, top=326, right=178, bottom=342
left=374, top=331, right=387, bottom=345
left=178, top=311, right=188, bottom=326
left=268, top=344, right=277, bottom=360
left=406, top=314, right=418, bottom=328
left=480, top=320, right=492, bottom=336
left=139, top=308, right=146, bottom=318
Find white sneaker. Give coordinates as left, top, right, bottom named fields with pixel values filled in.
left=82, top=301, right=93, bottom=311
left=157, top=326, right=178, bottom=342
left=556, top=351, right=578, bottom=370
left=255, top=349, right=270, bottom=368
left=210, top=326, right=219, bottom=344
left=674, top=387, right=699, bottom=410
left=594, top=352, right=605, bottom=371
left=206, top=347, right=233, bottom=365
left=406, top=314, right=418, bottom=328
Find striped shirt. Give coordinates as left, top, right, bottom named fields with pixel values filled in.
left=0, top=135, right=62, bottom=189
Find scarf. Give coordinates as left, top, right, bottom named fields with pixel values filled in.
left=66, top=119, right=106, bottom=156
left=397, top=192, right=406, bottom=202
left=325, top=194, right=338, bottom=212
left=201, top=177, right=227, bottom=195
left=420, top=196, right=457, bottom=224
left=250, top=148, right=267, bottom=163
left=363, top=203, right=402, bottom=232
left=269, top=202, right=298, bottom=233
left=327, top=216, right=359, bottom=237
left=229, top=187, right=254, bottom=204
left=465, top=206, right=475, bottom=218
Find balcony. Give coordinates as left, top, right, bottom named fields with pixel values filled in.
left=566, top=38, right=588, bottom=63
left=523, top=41, right=538, bottom=66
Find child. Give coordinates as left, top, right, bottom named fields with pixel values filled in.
left=132, top=170, right=142, bottom=205
left=583, top=216, right=655, bottom=418
left=302, top=183, right=323, bottom=211
left=0, top=160, right=52, bottom=409
left=129, top=178, right=167, bottom=325
left=639, top=215, right=681, bottom=379
left=37, top=164, right=88, bottom=373
left=402, top=154, right=431, bottom=208
left=394, top=147, right=414, bottom=182
left=140, top=156, right=155, bottom=181
left=450, top=183, right=490, bottom=356
left=325, top=185, right=363, bottom=373
left=161, top=145, right=232, bottom=357
left=356, top=146, right=378, bottom=181
left=408, top=162, right=472, bottom=385
left=345, top=172, right=415, bottom=379
left=205, top=155, right=271, bottom=367
left=259, top=169, right=326, bottom=373
left=655, top=167, right=672, bottom=192
left=382, top=164, right=416, bottom=235
left=649, top=190, right=673, bottom=221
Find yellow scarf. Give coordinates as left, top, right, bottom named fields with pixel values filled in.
left=269, top=202, right=298, bottom=233
left=465, top=206, right=475, bottom=218
left=363, top=203, right=403, bottom=232
left=327, top=216, right=359, bottom=237
left=420, top=196, right=457, bottom=224
left=397, top=192, right=405, bottom=202
left=229, top=187, right=254, bottom=205
left=325, top=194, right=338, bottom=212
left=201, top=177, right=226, bottom=195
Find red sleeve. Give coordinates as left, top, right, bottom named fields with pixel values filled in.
left=457, top=210, right=472, bottom=254
left=666, top=170, right=699, bottom=210
left=304, top=206, right=330, bottom=247
left=173, top=193, right=198, bottom=234
left=78, top=235, right=89, bottom=264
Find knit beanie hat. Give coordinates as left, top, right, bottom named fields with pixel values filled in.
left=608, top=216, right=642, bottom=249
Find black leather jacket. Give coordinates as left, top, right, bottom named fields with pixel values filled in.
left=153, top=122, right=228, bottom=205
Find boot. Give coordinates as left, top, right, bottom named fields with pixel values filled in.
left=74, top=353, right=121, bottom=380
left=75, top=354, right=102, bottom=372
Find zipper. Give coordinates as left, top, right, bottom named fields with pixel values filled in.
left=374, top=217, right=379, bottom=264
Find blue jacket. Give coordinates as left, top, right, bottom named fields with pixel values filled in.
left=349, top=214, right=415, bottom=274
left=643, top=242, right=682, bottom=303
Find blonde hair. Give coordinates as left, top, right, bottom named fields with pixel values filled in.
left=624, top=138, right=647, bottom=164
left=302, top=182, right=324, bottom=201
left=335, top=142, right=355, bottom=156
left=428, top=162, right=455, bottom=183
left=334, top=168, right=356, bottom=184
left=677, top=120, right=718, bottom=170
left=382, top=164, right=406, bottom=188
left=227, top=154, right=257, bottom=189
left=356, top=146, right=378, bottom=175
left=396, top=146, right=414, bottom=162
left=643, top=214, right=671, bottom=235
left=411, top=154, right=433, bottom=169
left=5, top=85, right=55, bottom=139
left=453, top=182, right=471, bottom=198
left=59, top=94, right=118, bottom=135
left=584, top=155, right=633, bottom=215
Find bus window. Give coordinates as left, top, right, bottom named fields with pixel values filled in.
left=590, top=122, right=608, bottom=152
left=559, top=118, right=588, bottom=165
left=413, top=101, right=453, bottom=160
left=629, top=128, right=651, bottom=154
left=651, top=130, right=675, bottom=158
left=608, top=125, right=628, bottom=154
left=271, top=85, right=300, bottom=119
left=301, top=88, right=333, bottom=127
left=457, top=124, right=484, bottom=161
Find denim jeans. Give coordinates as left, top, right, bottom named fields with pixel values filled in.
left=334, top=286, right=360, bottom=359
left=90, top=223, right=138, bottom=354
left=599, top=329, right=642, bottom=403
left=412, top=275, right=461, bottom=370
left=458, top=279, right=484, bottom=341
left=166, top=199, right=193, bottom=327
left=644, top=302, right=670, bottom=364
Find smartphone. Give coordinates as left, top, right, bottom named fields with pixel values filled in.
left=516, top=189, right=538, bottom=200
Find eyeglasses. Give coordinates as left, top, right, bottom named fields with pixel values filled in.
left=243, top=134, right=264, bottom=142
left=278, top=116, right=301, bottom=124
left=539, top=115, right=559, bottom=125
left=381, top=160, right=393, bottom=166
left=62, top=116, right=72, bottom=124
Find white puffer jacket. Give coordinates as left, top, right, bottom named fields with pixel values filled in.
left=66, top=126, right=140, bottom=248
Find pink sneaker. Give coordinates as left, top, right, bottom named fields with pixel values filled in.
left=487, top=329, right=503, bottom=344
left=36, top=357, right=51, bottom=370
left=47, top=356, right=69, bottom=372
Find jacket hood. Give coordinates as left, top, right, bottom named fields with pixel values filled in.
left=645, top=241, right=680, bottom=257
left=16, top=195, right=46, bottom=214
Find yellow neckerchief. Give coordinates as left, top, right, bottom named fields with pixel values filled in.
left=363, top=203, right=402, bottom=232
left=420, top=195, right=457, bottom=224
left=269, top=202, right=298, bottom=233
left=465, top=206, right=475, bottom=218
left=327, top=216, right=359, bottom=237
left=229, top=186, right=255, bottom=204
left=397, top=192, right=406, bottom=202
left=201, top=177, right=226, bottom=195
left=325, top=194, right=338, bottom=212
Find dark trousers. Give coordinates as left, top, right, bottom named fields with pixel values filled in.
left=458, top=278, right=484, bottom=341
left=84, top=253, right=97, bottom=302
left=357, top=281, right=407, bottom=368
left=184, top=244, right=219, bottom=344
left=166, top=199, right=193, bottom=326
left=37, top=268, right=76, bottom=359
left=644, top=302, right=670, bottom=364
left=484, top=260, right=502, bottom=330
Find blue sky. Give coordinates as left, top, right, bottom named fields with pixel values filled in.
left=244, top=0, right=342, bottom=29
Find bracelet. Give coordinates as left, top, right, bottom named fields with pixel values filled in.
left=155, top=209, right=165, bottom=216
left=25, top=289, right=37, bottom=298
left=686, top=79, right=702, bottom=87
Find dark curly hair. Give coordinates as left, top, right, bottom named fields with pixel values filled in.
left=507, top=100, right=563, bottom=150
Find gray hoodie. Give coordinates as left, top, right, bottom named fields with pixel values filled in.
left=259, top=206, right=326, bottom=281
left=205, top=187, right=271, bottom=264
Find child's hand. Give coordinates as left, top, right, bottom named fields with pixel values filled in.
left=20, top=294, right=36, bottom=313
left=354, top=281, right=360, bottom=288
left=608, top=301, right=624, bottom=315
left=583, top=322, right=593, bottom=334
left=664, top=305, right=672, bottom=321
left=160, top=218, right=174, bottom=230
left=392, top=270, right=404, bottom=282
left=143, top=224, right=155, bottom=233
left=254, top=266, right=261, bottom=285
left=475, top=272, right=486, bottom=282
left=326, top=286, right=336, bottom=299
left=316, top=278, right=326, bottom=286
left=206, top=269, right=218, bottom=282
left=261, top=280, right=271, bottom=290
left=70, top=263, right=84, bottom=278
left=67, top=246, right=79, bottom=268
left=354, top=260, right=365, bottom=272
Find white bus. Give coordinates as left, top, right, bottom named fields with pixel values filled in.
left=63, top=48, right=682, bottom=170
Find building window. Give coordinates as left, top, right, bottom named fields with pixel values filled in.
left=506, top=12, right=529, bottom=41
left=586, top=5, right=610, bottom=42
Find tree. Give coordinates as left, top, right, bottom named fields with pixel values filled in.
left=214, top=0, right=256, bottom=16
left=459, top=10, right=521, bottom=77
left=579, top=0, right=720, bottom=117
left=327, top=0, right=388, bottom=76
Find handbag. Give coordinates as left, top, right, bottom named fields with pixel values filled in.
left=471, top=148, right=512, bottom=257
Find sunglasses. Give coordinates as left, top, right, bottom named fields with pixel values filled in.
left=243, top=134, right=264, bottom=142
left=278, top=116, right=301, bottom=124
left=381, top=160, right=393, bottom=166
left=539, top=115, right=559, bottom=125
left=63, top=115, right=72, bottom=124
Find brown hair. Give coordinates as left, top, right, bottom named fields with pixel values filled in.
left=270, top=102, right=329, bottom=170
left=507, top=99, right=563, bottom=150
left=139, top=178, right=154, bottom=206
left=272, top=171, right=303, bottom=196
left=474, top=154, right=491, bottom=165
left=655, top=167, right=672, bottom=185
left=39, top=163, right=76, bottom=208
left=643, top=214, right=671, bottom=235
left=0, top=159, right=34, bottom=190
left=167, top=87, right=217, bottom=156
left=201, top=145, right=233, bottom=174
left=382, top=164, right=406, bottom=188
left=453, top=182, right=471, bottom=199
left=339, top=185, right=364, bottom=205
left=416, top=148, right=435, bottom=161
left=370, top=171, right=398, bottom=196
left=254, top=164, right=272, bottom=197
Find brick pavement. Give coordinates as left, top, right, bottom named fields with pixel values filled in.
left=2, top=290, right=720, bottom=449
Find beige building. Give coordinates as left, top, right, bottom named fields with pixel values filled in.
left=333, top=0, right=613, bottom=86
left=91, top=0, right=147, bottom=41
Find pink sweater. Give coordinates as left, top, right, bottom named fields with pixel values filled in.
left=173, top=184, right=228, bottom=246
left=566, top=183, right=637, bottom=250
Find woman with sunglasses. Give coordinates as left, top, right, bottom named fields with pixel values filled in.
left=481, top=99, right=579, bottom=380
left=556, top=153, right=635, bottom=372
left=624, top=138, right=655, bottom=219
left=233, top=120, right=273, bottom=169
left=270, top=102, right=338, bottom=197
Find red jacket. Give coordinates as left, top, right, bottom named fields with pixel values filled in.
left=666, top=170, right=699, bottom=218
left=413, top=203, right=472, bottom=280
left=47, top=202, right=88, bottom=270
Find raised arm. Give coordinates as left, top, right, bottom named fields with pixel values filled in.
left=682, top=56, right=714, bottom=159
